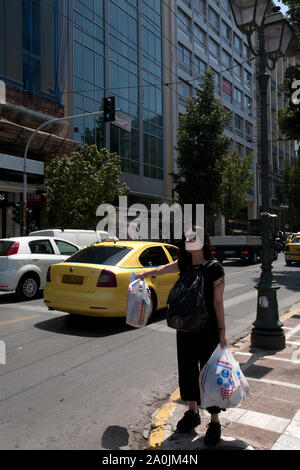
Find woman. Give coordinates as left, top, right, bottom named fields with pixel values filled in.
left=137, top=228, right=226, bottom=447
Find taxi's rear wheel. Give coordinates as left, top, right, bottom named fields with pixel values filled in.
left=285, top=260, right=292, bottom=266
left=16, top=273, right=40, bottom=300
left=147, top=288, right=157, bottom=324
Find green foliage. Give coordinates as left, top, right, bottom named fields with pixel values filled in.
left=278, top=64, right=300, bottom=140
left=218, top=150, right=254, bottom=221
left=278, top=157, right=300, bottom=231
left=173, top=68, right=232, bottom=220
left=279, top=1, right=300, bottom=139
left=45, top=144, right=130, bottom=229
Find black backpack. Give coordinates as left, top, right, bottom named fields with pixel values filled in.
left=166, top=260, right=216, bottom=333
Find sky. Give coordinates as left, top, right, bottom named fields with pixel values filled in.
left=273, top=0, right=289, bottom=15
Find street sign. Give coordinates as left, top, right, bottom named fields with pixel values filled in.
left=113, top=112, right=132, bottom=132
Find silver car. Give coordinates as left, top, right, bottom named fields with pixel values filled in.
left=0, top=236, right=80, bottom=300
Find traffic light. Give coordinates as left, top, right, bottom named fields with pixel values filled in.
left=12, top=202, right=23, bottom=225
left=103, top=96, right=115, bottom=122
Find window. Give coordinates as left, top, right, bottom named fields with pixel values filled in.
left=208, top=38, right=219, bottom=57
left=178, top=43, right=192, bottom=74
left=194, top=0, right=206, bottom=16
left=208, top=7, right=219, bottom=31
left=66, top=246, right=132, bottom=265
left=177, top=8, right=191, bottom=40
left=235, top=115, right=243, bottom=132
left=222, top=78, right=233, bottom=97
left=139, top=247, right=169, bottom=267
left=54, top=240, right=79, bottom=256
left=233, top=60, right=242, bottom=80
left=194, top=24, right=206, bottom=45
left=245, top=70, right=252, bottom=88
left=29, top=240, right=55, bottom=255
left=236, top=143, right=243, bottom=156
left=221, top=21, right=231, bottom=42
left=234, top=87, right=242, bottom=104
left=165, top=246, right=179, bottom=261
left=222, top=49, right=231, bottom=67
left=178, top=80, right=192, bottom=99
left=245, top=121, right=252, bottom=138
left=233, top=34, right=242, bottom=53
left=245, top=95, right=252, bottom=112
left=212, top=69, right=220, bottom=89
left=194, top=56, right=206, bottom=76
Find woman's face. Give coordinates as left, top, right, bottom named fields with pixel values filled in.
left=185, top=229, right=204, bottom=252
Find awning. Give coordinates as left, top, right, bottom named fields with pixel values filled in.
left=0, top=117, right=79, bottom=158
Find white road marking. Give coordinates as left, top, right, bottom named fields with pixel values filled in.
left=246, top=377, right=300, bottom=390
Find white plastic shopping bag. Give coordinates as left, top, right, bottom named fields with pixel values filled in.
left=199, top=344, right=251, bottom=409
left=126, top=272, right=152, bottom=328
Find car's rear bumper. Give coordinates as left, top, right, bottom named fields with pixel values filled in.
left=44, top=284, right=127, bottom=317
left=285, top=253, right=300, bottom=261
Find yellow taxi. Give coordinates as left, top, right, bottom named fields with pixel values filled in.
left=44, top=241, right=179, bottom=317
left=284, top=236, right=300, bottom=266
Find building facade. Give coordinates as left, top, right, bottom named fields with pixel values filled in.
left=68, top=0, right=173, bottom=208
left=0, top=0, right=78, bottom=237
left=166, top=0, right=257, bottom=234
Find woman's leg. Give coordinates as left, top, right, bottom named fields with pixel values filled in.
left=188, top=400, right=198, bottom=414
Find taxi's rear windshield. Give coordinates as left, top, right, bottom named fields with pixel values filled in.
left=65, top=245, right=132, bottom=265
left=0, top=241, right=14, bottom=256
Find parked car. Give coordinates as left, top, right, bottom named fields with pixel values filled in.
left=284, top=236, right=300, bottom=266
left=28, top=229, right=110, bottom=248
left=0, top=237, right=80, bottom=300
left=44, top=241, right=180, bottom=318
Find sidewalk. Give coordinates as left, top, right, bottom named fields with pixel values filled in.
left=147, top=306, right=300, bottom=451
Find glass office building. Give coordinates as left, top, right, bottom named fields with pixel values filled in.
left=70, top=0, right=168, bottom=204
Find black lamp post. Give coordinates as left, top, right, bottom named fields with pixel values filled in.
left=229, top=0, right=297, bottom=350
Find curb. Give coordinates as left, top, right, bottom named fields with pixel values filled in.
left=147, top=307, right=300, bottom=450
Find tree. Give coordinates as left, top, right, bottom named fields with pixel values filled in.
left=173, top=68, right=232, bottom=223
left=218, top=150, right=254, bottom=225
left=278, top=63, right=300, bottom=140
left=278, top=156, right=300, bottom=231
left=45, top=144, right=130, bottom=229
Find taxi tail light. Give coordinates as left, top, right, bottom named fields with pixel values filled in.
left=212, top=249, right=216, bottom=256
left=242, top=250, right=248, bottom=255
left=97, top=269, right=117, bottom=287
left=46, top=266, right=51, bottom=282
left=7, top=242, right=19, bottom=256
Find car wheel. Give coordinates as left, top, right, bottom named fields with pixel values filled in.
left=285, top=260, right=292, bottom=266
left=147, top=288, right=157, bottom=324
left=16, top=273, right=40, bottom=300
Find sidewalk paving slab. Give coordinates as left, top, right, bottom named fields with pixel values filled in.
left=147, top=306, right=300, bottom=451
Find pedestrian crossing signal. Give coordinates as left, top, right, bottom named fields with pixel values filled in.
left=103, top=96, right=115, bottom=122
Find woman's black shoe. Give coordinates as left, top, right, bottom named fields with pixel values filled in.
left=204, top=422, right=221, bottom=446
left=176, top=410, right=200, bottom=433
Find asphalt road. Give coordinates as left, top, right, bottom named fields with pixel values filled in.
left=0, top=253, right=299, bottom=450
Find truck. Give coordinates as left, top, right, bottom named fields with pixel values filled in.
left=210, top=219, right=279, bottom=265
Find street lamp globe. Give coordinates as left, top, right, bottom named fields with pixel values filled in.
left=264, top=12, right=294, bottom=58
left=229, top=0, right=271, bottom=34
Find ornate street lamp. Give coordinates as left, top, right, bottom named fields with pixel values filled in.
left=229, top=0, right=298, bottom=350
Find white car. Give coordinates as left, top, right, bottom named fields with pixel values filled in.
left=28, top=229, right=110, bottom=248
left=0, top=236, right=80, bottom=300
